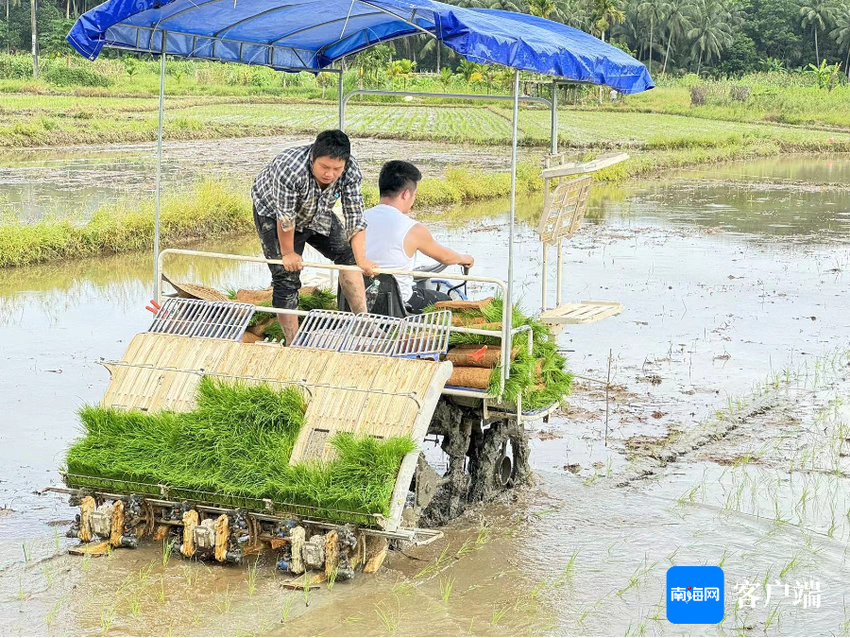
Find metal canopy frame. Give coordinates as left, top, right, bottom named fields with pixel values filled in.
left=144, top=60, right=563, bottom=306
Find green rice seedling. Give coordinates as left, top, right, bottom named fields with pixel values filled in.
left=649, top=595, right=665, bottom=622
left=617, top=576, right=640, bottom=598
left=392, top=582, right=415, bottom=596
left=280, top=595, right=294, bottom=623
left=100, top=605, right=115, bottom=634
left=455, top=538, right=475, bottom=557
left=467, top=618, right=474, bottom=634
left=530, top=580, right=547, bottom=599
left=42, top=565, right=54, bottom=587
left=374, top=599, right=400, bottom=633
left=161, top=536, right=173, bottom=567
left=17, top=576, right=27, bottom=601
left=129, top=589, right=142, bottom=618
left=760, top=568, right=772, bottom=591
left=246, top=557, right=259, bottom=596
left=302, top=577, right=310, bottom=607
left=82, top=554, right=92, bottom=572
left=298, top=288, right=337, bottom=312
left=327, top=566, right=338, bottom=590
left=491, top=602, right=510, bottom=625
left=475, top=526, right=491, bottom=547
left=764, top=603, right=782, bottom=632
left=53, top=526, right=61, bottom=551
left=46, top=598, right=62, bottom=629
left=439, top=575, right=456, bottom=602
left=21, top=542, right=30, bottom=563
left=552, top=549, right=579, bottom=587
left=344, top=615, right=363, bottom=623
left=415, top=544, right=452, bottom=580
left=66, top=378, right=414, bottom=520
left=215, top=585, right=233, bottom=614
left=182, top=565, right=195, bottom=587
left=779, top=554, right=801, bottom=579
left=667, top=547, right=680, bottom=564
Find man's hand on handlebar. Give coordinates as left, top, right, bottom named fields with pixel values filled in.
left=458, top=254, right=475, bottom=269
left=357, top=257, right=379, bottom=277
left=281, top=252, right=303, bottom=272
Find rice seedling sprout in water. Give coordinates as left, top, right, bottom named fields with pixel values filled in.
left=246, top=556, right=259, bottom=596
left=280, top=595, right=294, bottom=622
left=161, top=537, right=173, bottom=567
left=374, top=599, right=400, bottom=634
left=491, top=602, right=510, bottom=625
left=439, top=574, right=455, bottom=602
left=46, top=598, right=63, bottom=629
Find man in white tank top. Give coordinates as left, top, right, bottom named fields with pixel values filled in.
left=365, top=161, right=475, bottom=313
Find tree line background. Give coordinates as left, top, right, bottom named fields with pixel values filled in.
left=2, top=0, right=850, bottom=78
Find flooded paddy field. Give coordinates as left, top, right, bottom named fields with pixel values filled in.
left=2, top=151, right=850, bottom=635
left=0, top=136, right=535, bottom=222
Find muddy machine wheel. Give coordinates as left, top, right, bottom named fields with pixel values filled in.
left=409, top=398, right=531, bottom=527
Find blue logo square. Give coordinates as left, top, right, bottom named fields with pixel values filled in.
left=666, top=566, right=725, bottom=624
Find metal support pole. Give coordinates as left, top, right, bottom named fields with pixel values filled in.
left=30, top=0, right=38, bottom=77
left=556, top=240, right=564, bottom=306
left=506, top=69, right=519, bottom=382
left=153, top=34, right=166, bottom=299
left=337, top=69, right=344, bottom=130
left=541, top=242, right=548, bottom=313
left=550, top=79, right=557, bottom=155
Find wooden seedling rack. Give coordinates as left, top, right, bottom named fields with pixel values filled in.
left=538, top=152, right=629, bottom=330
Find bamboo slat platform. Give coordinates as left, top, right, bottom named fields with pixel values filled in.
left=539, top=301, right=624, bottom=325
left=101, top=333, right=452, bottom=464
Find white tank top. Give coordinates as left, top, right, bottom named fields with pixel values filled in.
left=365, top=203, right=418, bottom=302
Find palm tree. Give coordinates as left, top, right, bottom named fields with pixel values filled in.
left=591, top=0, right=626, bottom=41
left=420, top=37, right=442, bottom=72
left=637, top=0, right=666, bottom=73
left=457, top=59, right=482, bottom=89
left=552, top=0, right=590, bottom=27
left=528, top=0, right=557, bottom=18
left=800, top=0, right=836, bottom=64
left=482, top=0, right=526, bottom=9
left=661, top=0, right=693, bottom=74
left=830, top=3, right=850, bottom=77
left=438, top=67, right=454, bottom=91
left=687, top=0, right=733, bottom=74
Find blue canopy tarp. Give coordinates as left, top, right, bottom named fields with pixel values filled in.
left=67, top=0, right=653, bottom=94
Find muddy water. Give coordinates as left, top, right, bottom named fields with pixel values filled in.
left=0, top=137, right=536, bottom=222
left=3, top=156, right=850, bottom=635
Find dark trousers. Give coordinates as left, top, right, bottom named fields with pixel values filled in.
left=253, top=206, right=355, bottom=310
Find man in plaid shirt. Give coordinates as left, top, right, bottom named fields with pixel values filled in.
left=252, top=130, right=377, bottom=344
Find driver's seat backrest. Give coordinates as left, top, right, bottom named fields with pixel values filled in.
left=337, top=273, right=407, bottom=318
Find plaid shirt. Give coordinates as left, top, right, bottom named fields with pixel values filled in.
left=251, top=144, right=366, bottom=240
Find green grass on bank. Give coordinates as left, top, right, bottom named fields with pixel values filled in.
left=5, top=54, right=850, bottom=129
left=4, top=91, right=850, bottom=151
left=66, top=377, right=416, bottom=519
left=0, top=164, right=543, bottom=268
left=604, top=76, right=850, bottom=129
